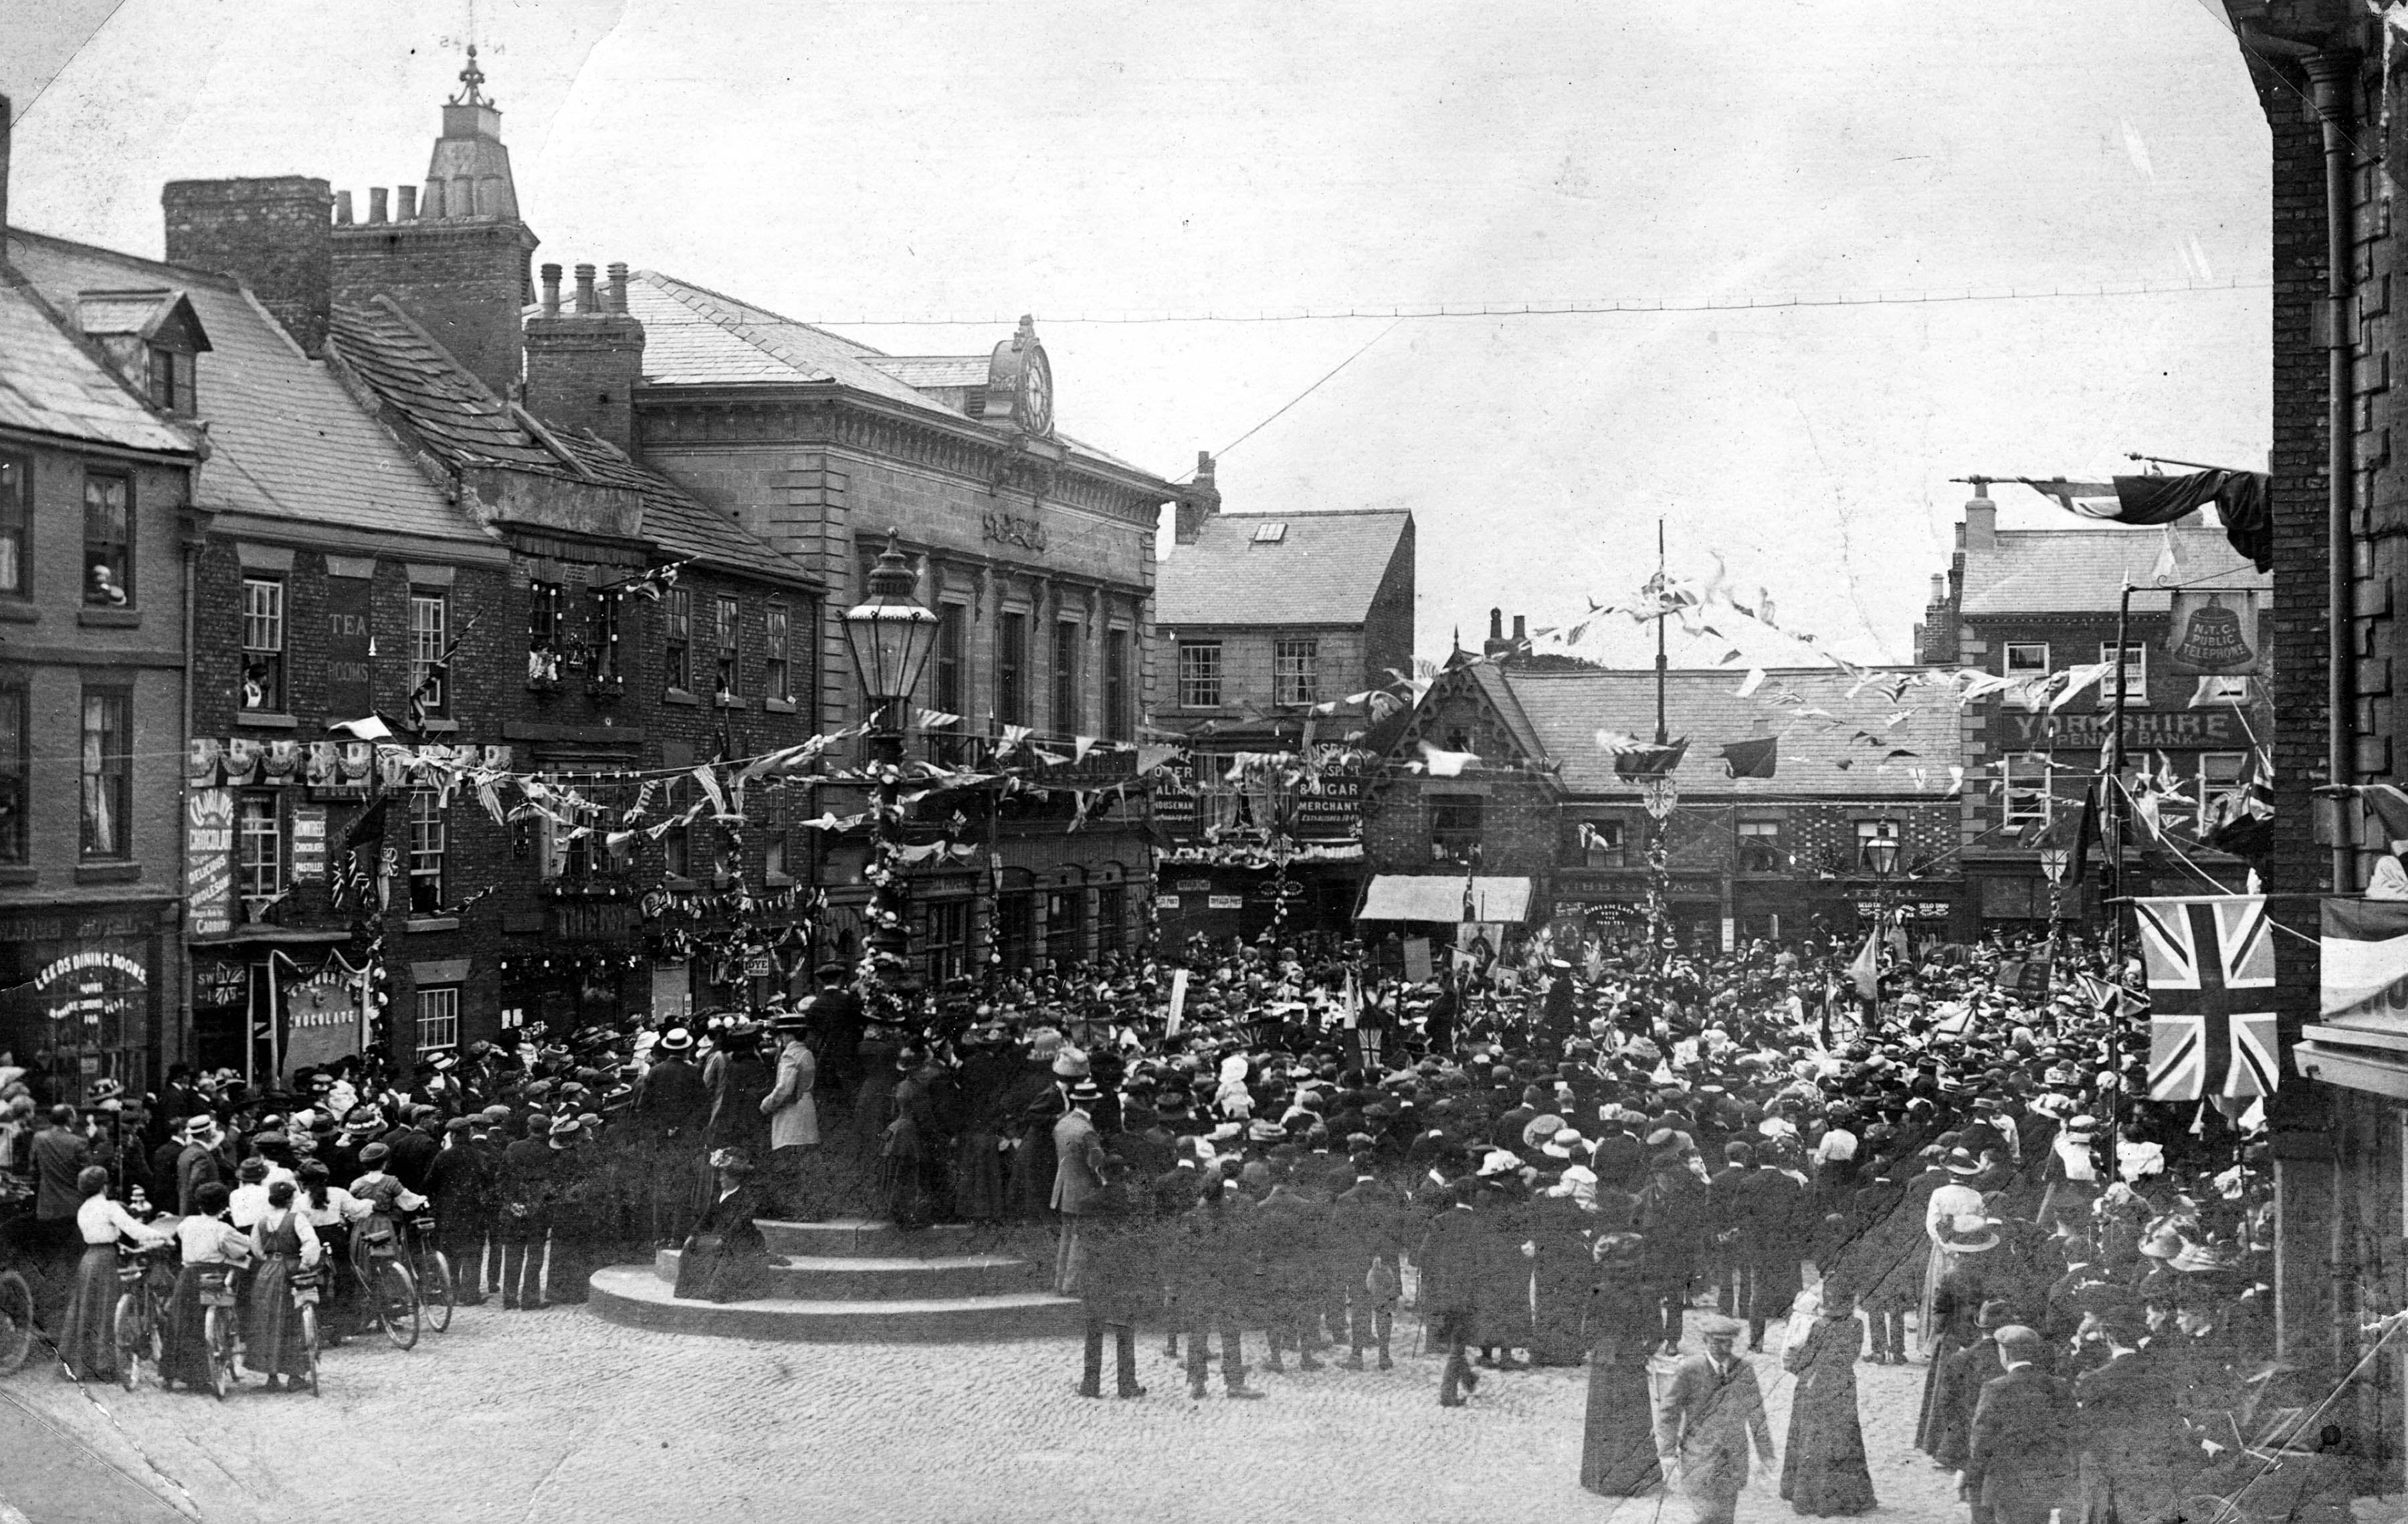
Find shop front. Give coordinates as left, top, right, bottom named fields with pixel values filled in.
left=0, top=902, right=173, bottom=1106
left=1550, top=868, right=1726, bottom=951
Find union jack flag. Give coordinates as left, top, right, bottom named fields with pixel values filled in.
left=2135, top=895, right=2278, bottom=1101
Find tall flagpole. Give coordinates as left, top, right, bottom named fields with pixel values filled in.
left=1655, top=520, right=1669, bottom=748
left=2106, top=580, right=2132, bottom=1168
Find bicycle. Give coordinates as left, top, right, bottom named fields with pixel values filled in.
left=405, top=1214, right=454, bottom=1334
left=354, top=1214, right=420, bottom=1351
left=0, top=1177, right=41, bottom=1376
left=110, top=1240, right=175, bottom=1392
left=192, top=1263, right=241, bottom=1400
left=290, top=1264, right=323, bottom=1398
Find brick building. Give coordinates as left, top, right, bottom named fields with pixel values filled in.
left=1357, top=659, right=1965, bottom=948
left=1150, top=485, right=1415, bottom=942
left=0, top=118, right=202, bottom=1101
left=1918, top=489, right=2273, bottom=934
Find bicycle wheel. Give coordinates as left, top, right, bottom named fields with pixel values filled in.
left=202, top=1307, right=232, bottom=1401
left=114, top=1296, right=144, bottom=1392
left=375, top=1261, right=419, bottom=1351
left=298, top=1305, right=319, bottom=1398
left=420, top=1250, right=454, bottom=1333
left=0, top=1269, right=35, bottom=1375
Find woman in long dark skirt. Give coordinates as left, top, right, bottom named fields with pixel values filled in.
left=1914, top=1217, right=1996, bottom=1457
left=243, top=1180, right=323, bottom=1391
left=1580, top=1233, right=1665, bottom=1497
left=58, top=1166, right=167, bottom=1381
left=162, top=1182, right=253, bottom=1392
left=1780, top=1277, right=1878, bottom=1515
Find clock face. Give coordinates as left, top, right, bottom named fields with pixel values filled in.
left=1019, top=345, right=1054, bottom=435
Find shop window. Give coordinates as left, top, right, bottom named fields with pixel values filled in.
left=528, top=581, right=565, bottom=684
left=0, top=451, right=25, bottom=594
left=1177, top=641, right=1221, bottom=710
left=241, top=575, right=285, bottom=710
left=1274, top=638, right=1319, bottom=707
left=83, top=472, right=130, bottom=607
left=924, top=899, right=970, bottom=985
left=996, top=892, right=1035, bottom=972
left=1104, top=628, right=1131, bottom=742
left=407, top=790, right=445, bottom=915
left=715, top=594, right=740, bottom=700
left=1981, top=877, right=2045, bottom=920
left=1097, top=883, right=1127, bottom=957
left=0, top=680, right=21, bottom=862
left=1053, top=620, right=1080, bottom=734
left=664, top=586, right=692, bottom=693
left=2001, top=754, right=2052, bottom=827
left=237, top=793, right=282, bottom=916
left=1430, top=795, right=1482, bottom=866
left=1737, top=820, right=1784, bottom=874
left=80, top=688, right=130, bottom=859
left=765, top=601, right=792, bottom=703
left=409, top=590, right=449, bottom=718
left=995, top=612, right=1027, bottom=725
left=1740, top=912, right=1781, bottom=943
left=415, top=986, right=460, bottom=1053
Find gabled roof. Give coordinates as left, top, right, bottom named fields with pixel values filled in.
left=1493, top=665, right=1963, bottom=798
left=74, top=290, right=211, bottom=351
left=6, top=229, right=481, bottom=544
left=0, top=276, right=193, bottom=455
left=1155, top=509, right=1412, bottom=627
left=1959, top=524, right=2270, bottom=617
left=623, top=271, right=1148, bottom=474
left=326, top=297, right=814, bottom=586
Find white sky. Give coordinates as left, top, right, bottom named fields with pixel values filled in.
left=3, top=0, right=2271, bottom=667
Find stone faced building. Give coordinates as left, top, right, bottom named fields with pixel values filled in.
left=1360, top=661, right=1966, bottom=948
left=1918, top=491, right=2273, bottom=934
left=1150, top=490, right=1415, bottom=943
left=0, top=162, right=201, bottom=1102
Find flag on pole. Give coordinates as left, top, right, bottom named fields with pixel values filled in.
left=1848, top=931, right=1880, bottom=1002
left=1613, top=738, right=1689, bottom=779
left=2135, top=895, right=2278, bottom=1100
left=2320, top=898, right=2408, bottom=1024
left=1719, top=736, right=1778, bottom=779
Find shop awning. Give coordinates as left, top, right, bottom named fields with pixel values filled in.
left=2294, top=1027, right=2408, bottom=1101
left=1356, top=875, right=1532, bottom=924
left=191, top=928, right=357, bottom=948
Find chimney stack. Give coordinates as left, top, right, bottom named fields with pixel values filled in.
left=163, top=177, right=333, bottom=356
left=1173, top=451, right=1222, bottom=545
left=396, top=185, right=417, bottom=221
left=1482, top=609, right=1524, bottom=661
left=1963, top=492, right=1997, bottom=552
left=524, top=256, right=645, bottom=453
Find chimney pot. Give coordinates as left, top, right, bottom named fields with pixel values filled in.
left=1512, top=615, right=1526, bottom=641
left=573, top=263, right=598, bottom=315
left=396, top=185, right=417, bottom=221
left=1196, top=450, right=1215, bottom=478
left=1489, top=608, right=1503, bottom=641
left=540, top=263, right=563, bottom=317
left=421, top=181, right=444, bottom=220
left=1963, top=495, right=1997, bottom=552
left=334, top=189, right=353, bottom=225
left=368, top=187, right=388, bottom=224
left=606, top=262, right=629, bottom=313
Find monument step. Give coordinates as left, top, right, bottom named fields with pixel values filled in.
left=587, top=1267, right=1085, bottom=1343
left=752, top=1218, right=981, bottom=1258
left=651, top=1248, right=1042, bottom=1301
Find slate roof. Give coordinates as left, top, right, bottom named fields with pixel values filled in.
left=327, top=297, right=813, bottom=585
left=1155, top=509, right=1413, bottom=627
left=5, top=230, right=481, bottom=543
left=1494, top=666, right=1963, bottom=798
left=1959, top=524, right=2271, bottom=617
left=624, top=271, right=1148, bottom=473
left=0, top=276, right=193, bottom=455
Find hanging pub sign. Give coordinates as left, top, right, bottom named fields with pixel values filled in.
left=187, top=788, right=237, bottom=938
left=2163, top=589, right=2260, bottom=677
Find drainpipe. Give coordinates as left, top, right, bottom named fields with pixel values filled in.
left=2309, top=51, right=2356, bottom=893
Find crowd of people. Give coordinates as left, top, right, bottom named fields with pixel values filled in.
left=0, top=915, right=2361, bottom=1521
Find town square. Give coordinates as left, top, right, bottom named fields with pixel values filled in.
left=0, top=2, right=2393, bottom=1522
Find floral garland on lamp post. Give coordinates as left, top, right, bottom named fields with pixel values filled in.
left=857, top=750, right=914, bottom=1029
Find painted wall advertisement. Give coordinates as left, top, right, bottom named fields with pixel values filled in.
left=290, top=803, right=328, bottom=883
left=187, top=787, right=236, bottom=938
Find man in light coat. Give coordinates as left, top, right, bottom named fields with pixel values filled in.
left=1051, top=1079, right=1110, bottom=1295
left=1653, top=1315, right=1776, bottom=1524
left=758, top=1011, right=819, bottom=1220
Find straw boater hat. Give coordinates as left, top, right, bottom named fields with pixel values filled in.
left=1940, top=1214, right=2000, bottom=1253
left=657, top=1027, right=695, bottom=1053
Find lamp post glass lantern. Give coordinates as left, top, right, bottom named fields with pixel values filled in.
left=1860, top=835, right=1901, bottom=879
left=841, top=532, right=940, bottom=1003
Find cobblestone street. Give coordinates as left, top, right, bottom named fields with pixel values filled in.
left=1, top=1302, right=1982, bottom=1524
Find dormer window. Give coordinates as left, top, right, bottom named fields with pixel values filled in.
left=76, top=289, right=209, bottom=418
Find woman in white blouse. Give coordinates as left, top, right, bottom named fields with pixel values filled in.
left=161, top=1180, right=254, bottom=1393
left=58, top=1165, right=167, bottom=1381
